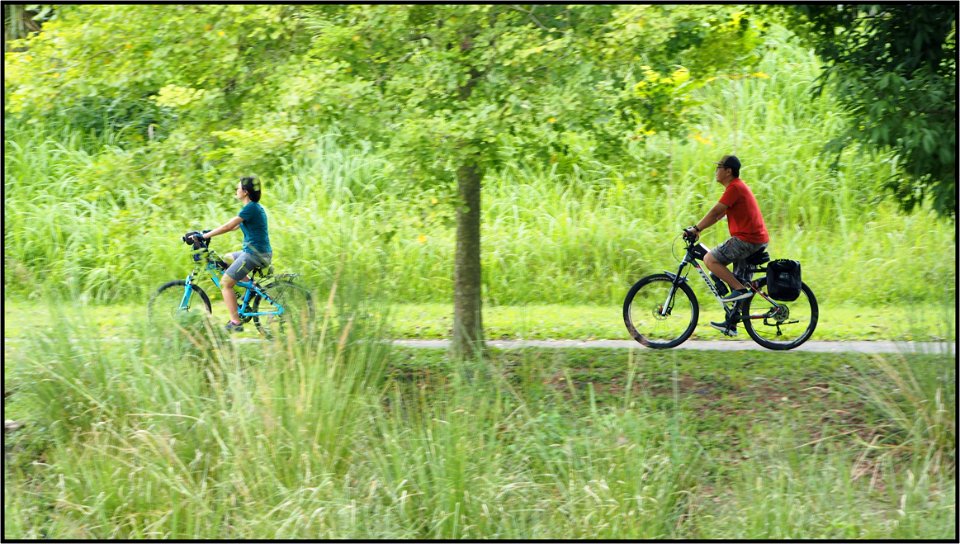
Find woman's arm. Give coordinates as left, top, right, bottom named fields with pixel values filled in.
left=202, top=216, right=243, bottom=239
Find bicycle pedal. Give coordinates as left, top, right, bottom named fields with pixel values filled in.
left=709, top=321, right=738, bottom=336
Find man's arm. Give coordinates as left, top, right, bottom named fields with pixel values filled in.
left=202, top=216, right=243, bottom=239
left=694, top=202, right=728, bottom=233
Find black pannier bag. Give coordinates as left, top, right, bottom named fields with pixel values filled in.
left=766, top=259, right=802, bottom=301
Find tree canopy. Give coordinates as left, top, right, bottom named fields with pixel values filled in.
left=783, top=3, right=957, bottom=218
left=4, top=5, right=764, bottom=178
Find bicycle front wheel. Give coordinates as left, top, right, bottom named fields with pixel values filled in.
left=742, top=279, right=818, bottom=350
left=252, top=280, right=316, bottom=339
left=147, top=280, right=212, bottom=330
left=623, top=274, right=699, bottom=349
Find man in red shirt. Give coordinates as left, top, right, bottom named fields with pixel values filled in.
left=683, top=155, right=769, bottom=335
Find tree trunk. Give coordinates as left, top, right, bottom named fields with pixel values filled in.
left=4, top=5, right=41, bottom=50
left=451, top=160, right=484, bottom=358
left=451, top=27, right=486, bottom=359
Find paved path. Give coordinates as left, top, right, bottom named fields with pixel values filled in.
left=4, top=337, right=954, bottom=354
left=391, top=339, right=955, bottom=354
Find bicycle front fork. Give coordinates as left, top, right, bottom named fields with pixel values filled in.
left=179, top=275, right=195, bottom=310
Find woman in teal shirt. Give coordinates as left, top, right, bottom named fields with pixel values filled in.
left=198, top=176, right=272, bottom=332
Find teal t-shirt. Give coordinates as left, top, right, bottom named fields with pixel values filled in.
left=238, top=201, right=271, bottom=256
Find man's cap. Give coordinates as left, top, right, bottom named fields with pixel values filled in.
left=716, top=155, right=741, bottom=171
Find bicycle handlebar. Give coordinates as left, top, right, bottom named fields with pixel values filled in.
left=182, top=230, right=211, bottom=250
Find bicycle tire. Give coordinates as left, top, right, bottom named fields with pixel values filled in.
left=623, top=273, right=699, bottom=349
left=147, top=280, right=212, bottom=327
left=252, top=280, right=315, bottom=339
left=742, top=278, right=818, bottom=350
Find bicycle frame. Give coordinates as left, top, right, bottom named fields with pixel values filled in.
left=661, top=239, right=784, bottom=324
left=179, top=246, right=286, bottom=319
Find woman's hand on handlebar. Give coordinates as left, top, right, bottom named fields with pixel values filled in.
left=182, top=231, right=209, bottom=250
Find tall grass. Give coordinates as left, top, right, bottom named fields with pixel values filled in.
left=4, top=294, right=955, bottom=539
left=853, top=354, right=956, bottom=475
left=4, top=287, right=392, bottom=538
left=4, top=28, right=955, bottom=306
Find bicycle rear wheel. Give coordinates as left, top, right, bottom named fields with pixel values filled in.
left=623, top=274, right=699, bottom=349
left=252, top=279, right=315, bottom=338
left=147, top=280, right=212, bottom=329
left=742, top=279, right=818, bottom=350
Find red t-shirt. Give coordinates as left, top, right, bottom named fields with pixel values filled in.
left=719, top=178, right=769, bottom=244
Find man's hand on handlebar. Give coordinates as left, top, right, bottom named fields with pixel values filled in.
left=682, top=226, right=700, bottom=241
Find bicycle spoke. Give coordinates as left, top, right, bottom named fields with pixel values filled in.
left=253, top=281, right=315, bottom=339
left=743, top=280, right=818, bottom=349
left=147, top=281, right=212, bottom=331
left=624, top=275, right=698, bottom=348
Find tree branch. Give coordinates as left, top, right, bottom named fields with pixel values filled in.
left=509, top=5, right=550, bottom=32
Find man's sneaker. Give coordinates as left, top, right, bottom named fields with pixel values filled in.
left=709, top=321, right=738, bottom=336
left=721, top=288, right=754, bottom=302
left=225, top=320, right=244, bottom=333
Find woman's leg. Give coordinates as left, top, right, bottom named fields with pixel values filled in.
left=221, top=274, right=241, bottom=324
left=225, top=252, right=252, bottom=283
left=223, top=252, right=257, bottom=324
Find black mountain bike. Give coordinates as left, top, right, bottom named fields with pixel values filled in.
left=623, top=233, right=818, bottom=350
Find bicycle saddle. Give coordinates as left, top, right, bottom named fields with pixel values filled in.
left=253, top=265, right=275, bottom=279
left=745, top=249, right=770, bottom=265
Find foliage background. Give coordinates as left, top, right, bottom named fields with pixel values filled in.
left=3, top=6, right=955, bottom=540
left=3, top=5, right=956, bottom=306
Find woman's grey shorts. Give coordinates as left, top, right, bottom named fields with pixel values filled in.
left=225, top=251, right=272, bottom=281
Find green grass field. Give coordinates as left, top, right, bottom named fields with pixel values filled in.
left=3, top=299, right=954, bottom=343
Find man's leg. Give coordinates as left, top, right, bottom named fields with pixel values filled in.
left=704, top=252, right=746, bottom=291
left=704, top=254, right=742, bottom=335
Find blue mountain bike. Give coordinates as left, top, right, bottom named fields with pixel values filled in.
left=148, top=231, right=315, bottom=338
